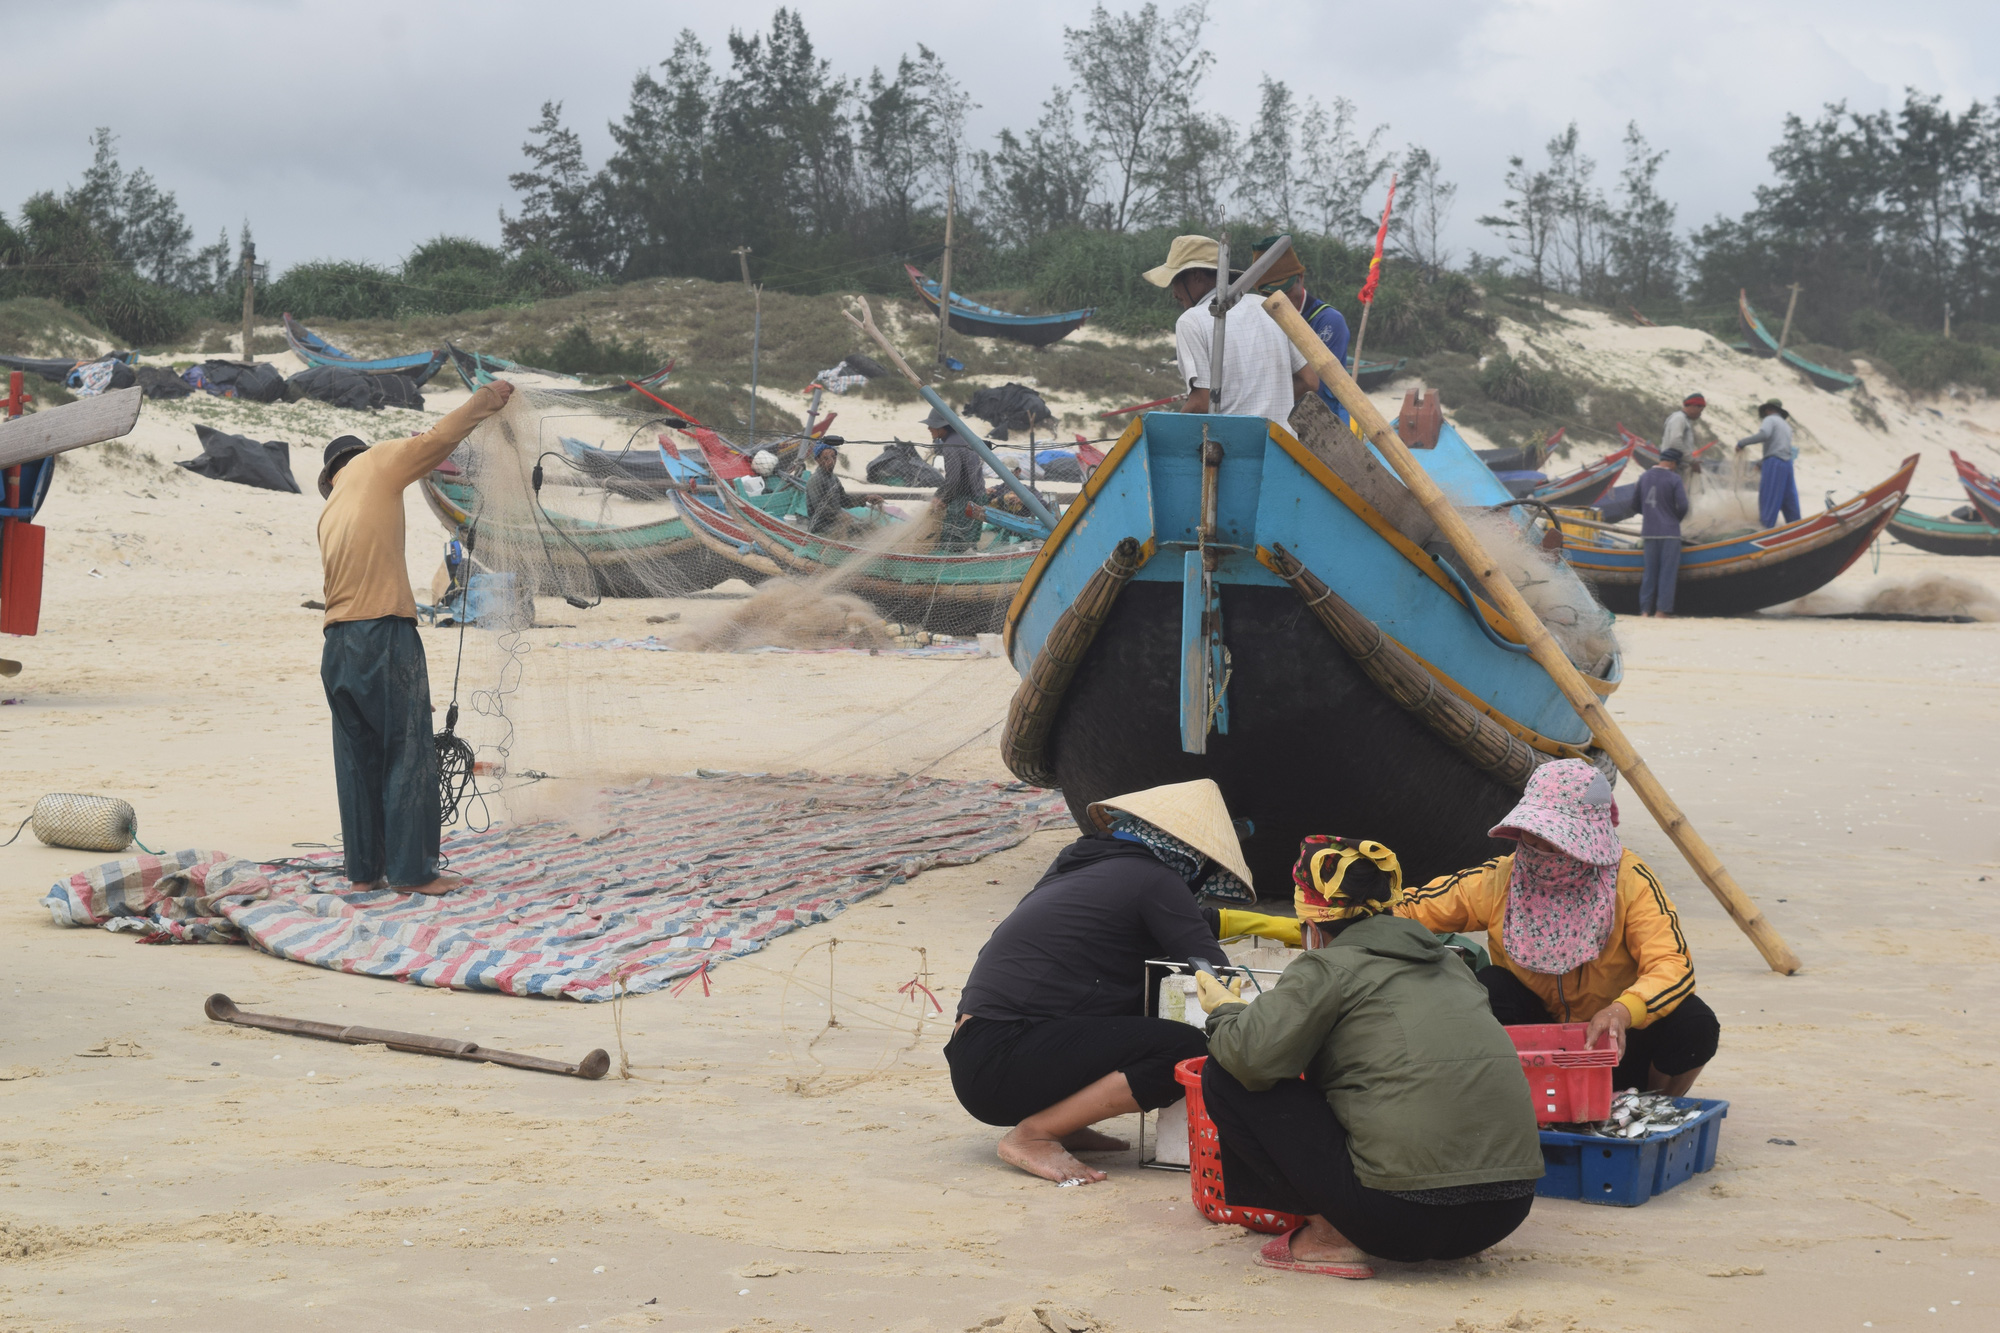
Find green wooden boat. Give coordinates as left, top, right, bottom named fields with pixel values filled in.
left=419, top=469, right=801, bottom=596
left=1738, top=291, right=1859, bottom=392
left=1885, top=503, right=2000, bottom=556
left=715, top=483, right=1040, bottom=630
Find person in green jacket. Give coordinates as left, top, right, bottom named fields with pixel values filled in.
left=1196, top=836, right=1543, bottom=1280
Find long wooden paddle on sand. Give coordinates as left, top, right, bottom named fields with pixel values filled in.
left=1263, top=292, right=1801, bottom=975
left=205, top=993, right=610, bottom=1078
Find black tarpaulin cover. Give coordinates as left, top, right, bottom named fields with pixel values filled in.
left=284, top=365, right=424, bottom=412
left=962, top=382, right=1055, bottom=441
left=195, top=360, right=287, bottom=403
left=178, top=424, right=301, bottom=493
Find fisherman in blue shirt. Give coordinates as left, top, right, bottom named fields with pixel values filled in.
left=1252, top=235, right=1351, bottom=425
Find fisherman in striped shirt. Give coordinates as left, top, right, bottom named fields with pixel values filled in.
left=1396, top=760, right=1720, bottom=1097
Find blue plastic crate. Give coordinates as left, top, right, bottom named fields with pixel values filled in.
left=1535, top=1097, right=1729, bottom=1206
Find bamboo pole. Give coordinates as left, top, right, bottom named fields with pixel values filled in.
left=1262, top=291, right=1802, bottom=975
left=935, top=182, right=956, bottom=368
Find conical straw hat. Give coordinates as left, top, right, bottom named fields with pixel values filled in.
left=1086, top=778, right=1253, bottom=890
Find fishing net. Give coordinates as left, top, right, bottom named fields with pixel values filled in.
left=1463, top=510, right=1622, bottom=676
left=417, top=388, right=1037, bottom=828
left=1681, top=445, right=1765, bottom=543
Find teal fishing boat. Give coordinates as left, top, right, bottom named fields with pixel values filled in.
left=716, top=483, right=1040, bottom=629
left=1737, top=291, right=1860, bottom=392
left=997, top=390, right=1621, bottom=890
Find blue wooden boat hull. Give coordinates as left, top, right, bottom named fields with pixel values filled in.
left=905, top=266, right=1093, bottom=347
left=282, top=315, right=448, bottom=385
left=1001, top=410, right=1601, bottom=890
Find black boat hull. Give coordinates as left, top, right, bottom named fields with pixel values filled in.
left=1581, top=521, right=1883, bottom=616
left=1047, top=581, right=1521, bottom=893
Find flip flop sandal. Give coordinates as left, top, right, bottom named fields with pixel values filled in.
left=1255, top=1227, right=1376, bottom=1280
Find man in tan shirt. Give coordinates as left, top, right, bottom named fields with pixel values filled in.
left=316, top=380, right=513, bottom=894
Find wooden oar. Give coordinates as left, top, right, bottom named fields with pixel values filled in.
left=0, top=387, right=141, bottom=469
left=1262, top=292, right=1802, bottom=976
left=205, top=993, right=611, bottom=1079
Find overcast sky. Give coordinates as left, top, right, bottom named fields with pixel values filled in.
left=7, top=0, right=1996, bottom=275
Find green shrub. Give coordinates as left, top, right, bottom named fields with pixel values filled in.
left=1476, top=351, right=1577, bottom=415
left=515, top=324, right=660, bottom=376
left=263, top=261, right=402, bottom=321
left=1847, top=308, right=2000, bottom=393
left=83, top=269, right=193, bottom=346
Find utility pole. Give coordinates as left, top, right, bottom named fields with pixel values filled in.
left=935, top=181, right=956, bottom=368
left=748, top=285, right=762, bottom=448
left=732, top=247, right=753, bottom=289
left=1776, top=282, right=1802, bottom=350
left=240, top=240, right=257, bottom=363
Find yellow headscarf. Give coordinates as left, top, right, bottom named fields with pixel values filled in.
left=1291, top=835, right=1405, bottom=924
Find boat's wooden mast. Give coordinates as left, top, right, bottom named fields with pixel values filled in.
left=936, top=182, right=956, bottom=368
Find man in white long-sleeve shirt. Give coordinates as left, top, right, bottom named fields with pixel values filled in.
left=1144, top=234, right=1313, bottom=427
left=1735, top=398, right=1799, bottom=527
left=1661, top=393, right=1706, bottom=464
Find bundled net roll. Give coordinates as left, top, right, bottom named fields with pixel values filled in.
left=32, top=793, right=139, bottom=853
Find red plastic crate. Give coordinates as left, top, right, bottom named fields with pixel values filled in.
left=1172, top=1057, right=1303, bottom=1235
left=1507, top=1023, right=1617, bottom=1124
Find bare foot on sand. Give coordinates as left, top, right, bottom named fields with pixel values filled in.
left=997, top=1128, right=1107, bottom=1185
left=397, top=872, right=465, bottom=896
left=1060, top=1128, right=1129, bottom=1153
left=1288, top=1215, right=1371, bottom=1266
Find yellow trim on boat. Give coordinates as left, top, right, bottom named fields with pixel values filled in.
left=1253, top=547, right=1587, bottom=758
left=1262, top=422, right=1530, bottom=647
left=1002, top=416, right=1147, bottom=657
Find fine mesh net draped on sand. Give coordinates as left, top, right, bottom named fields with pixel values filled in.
left=41, top=772, right=1067, bottom=1001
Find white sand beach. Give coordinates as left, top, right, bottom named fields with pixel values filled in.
left=1, top=318, right=1998, bottom=1331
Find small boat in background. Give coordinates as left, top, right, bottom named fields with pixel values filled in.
left=1737, top=291, right=1859, bottom=392
left=1951, top=450, right=2000, bottom=527
left=716, top=482, right=1038, bottom=630
left=1522, top=439, right=1634, bottom=507
left=282, top=315, right=447, bottom=385
left=1563, top=456, right=1917, bottom=614
left=1886, top=504, right=2000, bottom=556
left=0, top=351, right=135, bottom=384
left=446, top=343, right=676, bottom=398
left=904, top=265, right=1093, bottom=347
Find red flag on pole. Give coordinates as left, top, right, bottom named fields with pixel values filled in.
left=1356, top=174, right=1399, bottom=307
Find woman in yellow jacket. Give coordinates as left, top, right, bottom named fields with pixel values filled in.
left=1398, top=759, right=1718, bottom=1096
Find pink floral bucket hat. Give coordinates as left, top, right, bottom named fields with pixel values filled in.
left=1489, top=760, right=1621, bottom=866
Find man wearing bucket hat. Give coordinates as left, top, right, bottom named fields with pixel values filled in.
left=1145, top=235, right=1313, bottom=427
left=1198, top=835, right=1542, bottom=1279
left=947, top=779, right=1299, bottom=1186
left=923, top=404, right=987, bottom=551
left=1400, top=759, right=1719, bottom=1097
left=1736, top=398, right=1800, bottom=527
left=316, top=379, right=514, bottom=895
left=1250, top=234, right=1350, bottom=424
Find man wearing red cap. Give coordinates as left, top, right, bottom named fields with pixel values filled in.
left=1661, top=393, right=1705, bottom=465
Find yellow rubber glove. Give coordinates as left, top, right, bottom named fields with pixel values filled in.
left=1216, top=909, right=1303, bottom=949
left=1194, top=970, right=1245, bottom=1013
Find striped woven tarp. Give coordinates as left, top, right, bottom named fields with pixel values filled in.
left=42, top=771, right=1067, bottom=1001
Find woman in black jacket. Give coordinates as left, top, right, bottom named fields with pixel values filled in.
left=946, top=779, right=1295, bottom=1185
